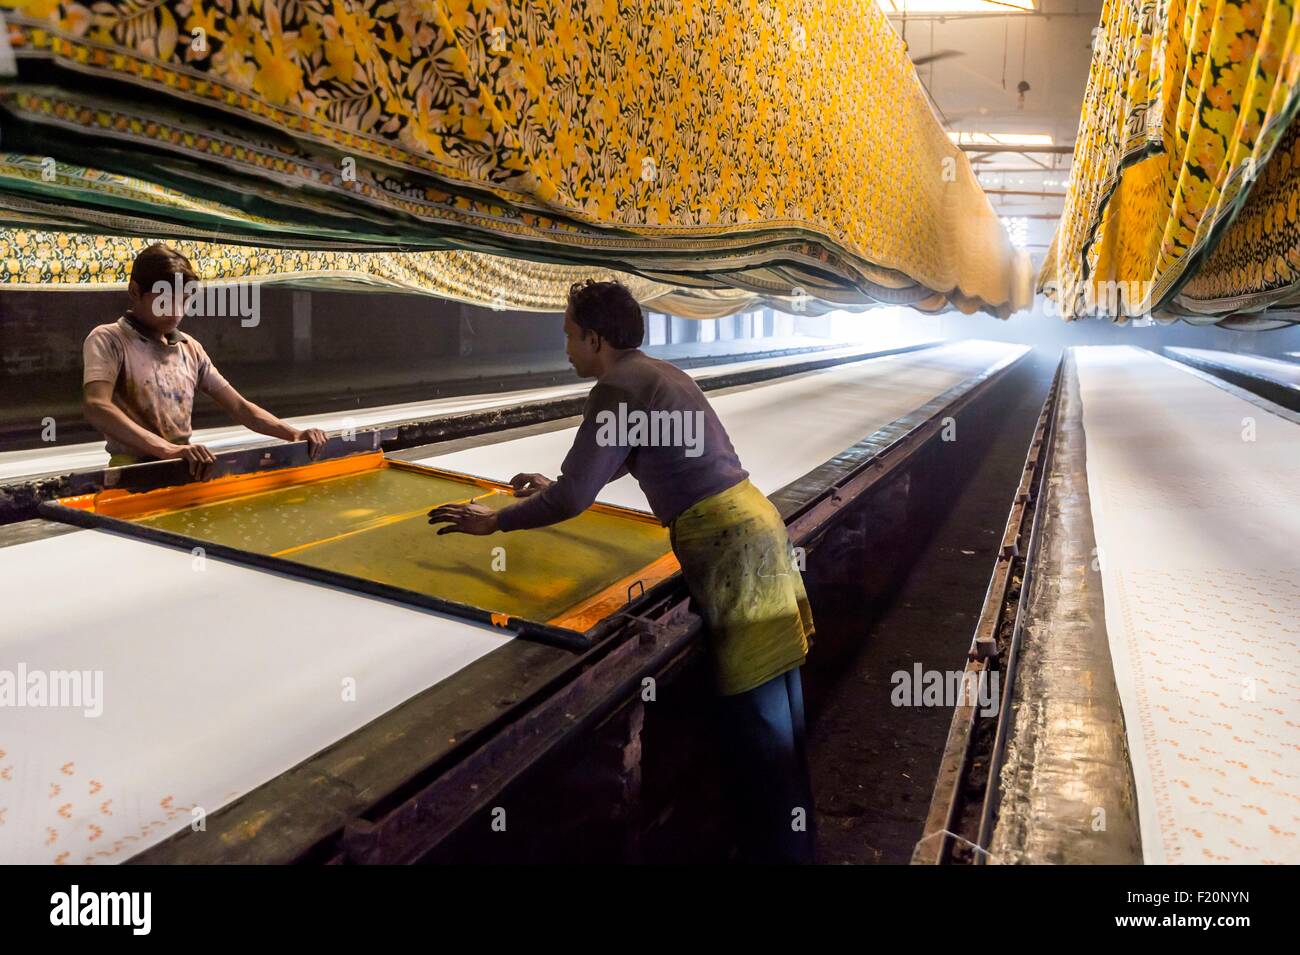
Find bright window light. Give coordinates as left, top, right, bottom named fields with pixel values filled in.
left=1001, top=216, right=1029, bottom=249
left=949, top=131, right=1054, bottom=147
left=882, top=0, right=1035, bottom=13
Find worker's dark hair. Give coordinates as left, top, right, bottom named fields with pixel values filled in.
left=566, top=279, right=644, bottom=349
left=129, top=242, right=197, bottom=291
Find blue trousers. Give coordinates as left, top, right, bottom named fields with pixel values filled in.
left=715, top=667, right=816, bottom=864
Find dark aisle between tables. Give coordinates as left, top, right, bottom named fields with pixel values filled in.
left=806, top=347, right=1059, bottom=864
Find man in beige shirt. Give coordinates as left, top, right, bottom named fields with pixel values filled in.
left=83, top=244, right=326, bottom=475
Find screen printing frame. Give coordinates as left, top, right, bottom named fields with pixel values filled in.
left=36, top=451, right=679, bottom=652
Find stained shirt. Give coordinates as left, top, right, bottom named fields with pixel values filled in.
left=82, top=315, right=230, bottom=456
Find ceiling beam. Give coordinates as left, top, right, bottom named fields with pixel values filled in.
left=970, top=166, right=1071, bottom=173
left=961, top=144, right=1076, bottom=154
left=983, top=189, right=1067, bottom=197
left=885, top=11, right=1101, bottom=21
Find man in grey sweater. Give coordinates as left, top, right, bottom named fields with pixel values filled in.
left=428, top=280, right=816, bottom=863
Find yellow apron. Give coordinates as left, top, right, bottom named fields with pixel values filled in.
left=670, top=479, right=813, bottom=696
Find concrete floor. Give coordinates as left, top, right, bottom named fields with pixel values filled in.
left=807, top=347, right=1060, bottom=864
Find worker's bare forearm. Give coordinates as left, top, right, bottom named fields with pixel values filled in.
left=83, top=399, right=174, bottom=458
left=212, top=387, right=325, bottom=458
left=231, top=398, right=298, bottom=440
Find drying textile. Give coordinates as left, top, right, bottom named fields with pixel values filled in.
left=1042, top=0, right=1300, bottom=324
left=0, top=0, right=1023, bottom=314
left=0, top=220, right=695, bottom=312
left=1172, top=118, right=1300, bottom=321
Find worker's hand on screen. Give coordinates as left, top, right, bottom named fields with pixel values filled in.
left=294, top=428, right=328, bottom=459
left=164, top=442, right=217, bottom=479
left=509, top=473, right=553, bottom=497
left=427, top=502, right=500, bottom=536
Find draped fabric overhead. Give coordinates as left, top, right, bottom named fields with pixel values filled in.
left=1040, top=0, right=1300, bottom=326
left=0, top=150, right=848, bottom=319
left=1171, top=116, right=1300, bottom=324
left=0, top=0, right=1027, bottom=316
left=0, top=222, right=785, bottom=318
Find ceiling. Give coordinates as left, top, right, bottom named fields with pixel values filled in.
left=883, top=0, right=1103, bottom=264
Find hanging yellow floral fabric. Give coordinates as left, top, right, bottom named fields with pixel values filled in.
left=0, top=0, right=1026, bottom=315
left=0, top=219, right=773, bottom=317
left=1170, top=114, right=1300, bottom=323
left=0, top=153, right=836, bottom=318
left=1043, top=0, right=1300, bottom=322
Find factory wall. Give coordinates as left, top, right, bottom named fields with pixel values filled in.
left=0, top=289, right=567, bottom=378
left=0, top=289, right=807, bottom=449
left=0, top=291, right=822, bottom=382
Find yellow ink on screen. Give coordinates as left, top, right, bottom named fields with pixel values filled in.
left=64, top=454, right=678, bottom=629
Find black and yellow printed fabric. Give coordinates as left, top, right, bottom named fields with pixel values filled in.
left=1172, top=117, right=1300, bottom=325
left=1041, top=0, right=1300, bottom=326
left=0, top=218, right=745, bottom=317
left=0, top=0, right=1027, bottom=316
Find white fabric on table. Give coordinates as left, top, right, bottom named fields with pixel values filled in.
left=1074, top=346, right=1300, bottom=864
left=1166, top=347, right=1300, bottom=389
left=0, top=531, right=509, bottom=864
left=419, top=341, right=1027, bottom=510
left=0, top=342, right=909, bottom=483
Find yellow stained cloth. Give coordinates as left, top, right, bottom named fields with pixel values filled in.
left=669, top=480, right=812, bottom=697
left=1042, top=0, right=1300, bottom=320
